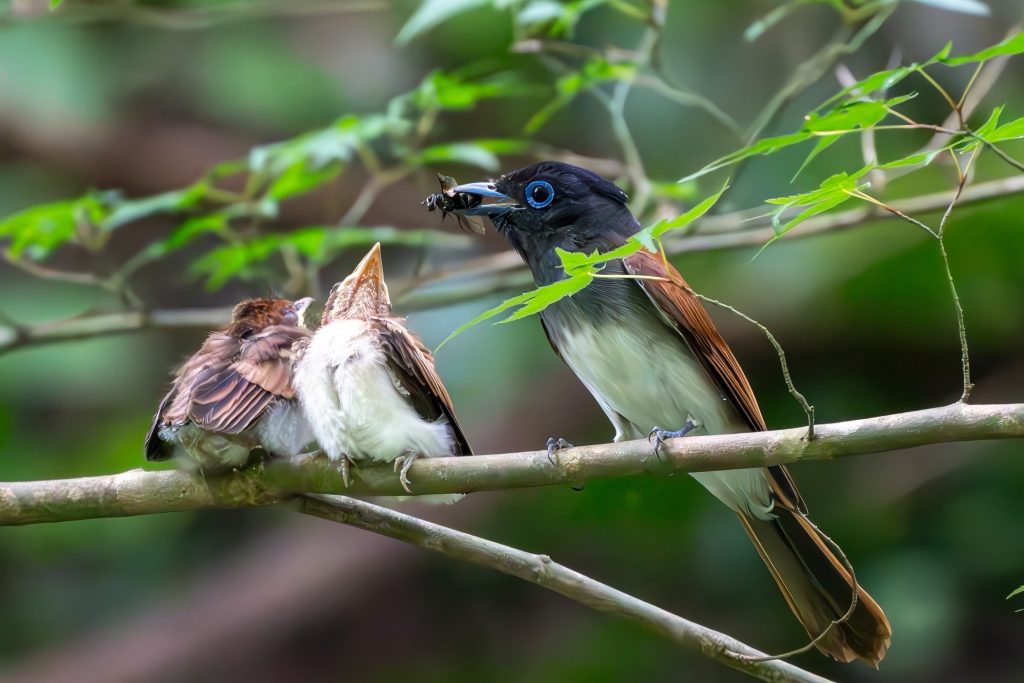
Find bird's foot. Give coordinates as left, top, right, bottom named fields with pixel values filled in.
left=545, top=437, right=574, bottom=467
left=648, top=417, right=702, bottom=461
left=338, top=456, right=356, bottom=488
left=393, top=452, right=421, bottom=493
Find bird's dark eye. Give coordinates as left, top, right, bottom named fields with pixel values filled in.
left=525, top=180, right=555, bottom=209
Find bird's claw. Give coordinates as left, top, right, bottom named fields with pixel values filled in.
left=648, top=419, right=701, bottom=461
left=546, top=437, right=573, bottom=467
left=394, top=453, right=420, bottom=493
left=337, top=456, right=353, bottom=488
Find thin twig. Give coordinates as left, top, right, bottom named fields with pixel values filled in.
left=301, top=495, right=834, bottom=683
left=695, top=294, right=816, bottom=438
left=938, top=236, right=973, bottom=402
left=848, top=190, right=936, bottom=238
left=935, top=148, right=975, bottom=402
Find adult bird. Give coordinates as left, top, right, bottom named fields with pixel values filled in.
left=293, top=242, right=471, bottom=502
left=146, top=296, right=314, bottom=472
left=451, top=161, right=891, bottom=665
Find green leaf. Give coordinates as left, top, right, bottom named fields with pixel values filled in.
left=956, top=106, right=1011, bottom=151
left=985, top=116, right=1024, bottom=143
left=49, top=0, right=64, bottom=8
left=556, top=242, right=638, bottom=275
left=680, top=132, right=811, bottom=182
left=193, top=226, right=471, bottom=289
left=409, top=69, right=538, bottom=112
left=397, top=0, right=492, bottom=45
left=101, top=183, right=209, bottom=232
left=0, top=201, right=79, bottom=260
left=683, top=92, right=917, bottom=183
left=418, top=142, right=501, bottom=171
left=250, top=114, right=399, bottom=178
left=908, top=0, right=989, bottom=16
left=817, top=44, right=950, bottom=112
left=640, top=182, right=729, bottom=244
left=943, top=31, right=1024, bottom=66
left=763, top=167, right=869, bottom=239
left=1008, top=585, right=1024, bottom=600
left=437, top=273, right=592, bottom=350
left=0, top=193, right=113, bottom=259
left=266, top=160, right=341, bottom=201
left=878, top=148, right=945, bottom=169
left=164, top=214, right=229, bottom=251
left=500, top=274, right=593, bottom=323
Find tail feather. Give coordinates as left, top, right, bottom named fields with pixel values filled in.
left=738, top=506, right=891, bottom=667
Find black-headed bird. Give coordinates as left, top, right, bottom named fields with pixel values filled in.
left=451, top=161, right=891, bottom=665
left=293, top=243, right=471, bottom=502
left=146, top=297, right=314, bottom=472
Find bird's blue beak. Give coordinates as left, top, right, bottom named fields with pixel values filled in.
left=452, top=182, right=518, bottom=216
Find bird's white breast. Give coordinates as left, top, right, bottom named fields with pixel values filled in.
left=557, top=319, right=773, bottom=520
left=557, top=321, right=743, bottom=435
left=294, top=319, right=454, bottom=464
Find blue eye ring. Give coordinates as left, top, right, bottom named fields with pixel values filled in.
left=524, top=180, right=555, bottom=209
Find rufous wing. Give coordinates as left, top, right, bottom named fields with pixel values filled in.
left=622, top=249, right=804, bottom=510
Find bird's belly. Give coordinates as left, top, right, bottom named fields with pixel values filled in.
left=323, top=345, right=451, bottom=464
left=557, top=322, right=745, bottom=435
left=252, top=400, right=315, bottom=458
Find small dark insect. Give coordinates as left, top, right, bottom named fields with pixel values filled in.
left=422, top=173, right=486, bottom=234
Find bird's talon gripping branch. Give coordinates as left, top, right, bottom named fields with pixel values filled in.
left=545, top=437, right=574, bottom=467
left=337, top=456, right=354, bottom=488
left=648, top=419, right=700, bottom=461
left=394, top=453, right=421, bottom=493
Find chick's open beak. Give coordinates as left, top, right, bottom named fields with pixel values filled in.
left=322, top=242, right=391, bottom=323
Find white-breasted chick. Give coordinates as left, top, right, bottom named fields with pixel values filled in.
left=294, top=243, right=471, bottom=502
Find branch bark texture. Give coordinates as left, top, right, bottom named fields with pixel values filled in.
left=1, top=402, right=1020, bottom=526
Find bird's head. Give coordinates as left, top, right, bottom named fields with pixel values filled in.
left=322, top=242, right=391, bottom=324
left=228, top=297, right=314, bottom=337
left=453, top=162, right=638, bottom=257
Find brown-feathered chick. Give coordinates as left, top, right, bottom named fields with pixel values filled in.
left=146, top=296, right=314, bottom=472
left=293, top=243, right=471, bottom=502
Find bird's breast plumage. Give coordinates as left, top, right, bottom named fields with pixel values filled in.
left=294, top=319, right=454, bottom=464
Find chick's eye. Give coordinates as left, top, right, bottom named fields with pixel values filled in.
left=525, top=180, right=555, bottom=209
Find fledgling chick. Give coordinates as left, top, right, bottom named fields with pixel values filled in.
left=293, top=243, right=471, bottom=502
left=146, top=297, right=314, bottom=472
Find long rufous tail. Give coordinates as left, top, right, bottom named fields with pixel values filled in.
left=737, top=505, right=891, bottom=666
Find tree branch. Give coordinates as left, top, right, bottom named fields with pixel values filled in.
left=0, top=307, right=233, bottom=354
left=2, top=402, right=1021, bottom=526
left=301, top=495, right=833, bottom=683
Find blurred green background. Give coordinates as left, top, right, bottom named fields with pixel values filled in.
left=1, top=1, right=1023, bottom=681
